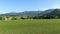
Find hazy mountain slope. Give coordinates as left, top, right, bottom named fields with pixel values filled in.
left=0, top=11, right=42, bottom=16
left=39, top=9, right=55, bottom=15
left=47, top=9, right=60, bottom=16
left=1, top=9, right=60, bottom=16
left=39, top=9, right=60, bottom=16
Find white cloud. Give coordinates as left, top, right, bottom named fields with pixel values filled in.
left=52, top=4, right=60, bottom=9
left=40, top=8, right=50, bottom=11
left=40, top=4, right=60, bottom=11
left=33, top=8, right=50, bottom=11
left=32, top=4, right=60, bottom=11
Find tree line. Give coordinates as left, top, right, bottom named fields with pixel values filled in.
left=0, top=15, right=59, bottom=20
left=20, top=16, right=60, bottom=19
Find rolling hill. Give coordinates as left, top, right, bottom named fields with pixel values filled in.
left=0, top=11, right=42, bottom=16
left=39, top=9, right=60, bottom=16
left=0, top=9, right=60, bottom=16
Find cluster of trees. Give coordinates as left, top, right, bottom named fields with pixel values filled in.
left=21, top=16, right=60, bottom=19
left=0, top=16, right=17, bottom=20
left=0, top=16, right=60, bottom=20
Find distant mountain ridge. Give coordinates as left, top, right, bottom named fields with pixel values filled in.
left=0, top=11, right=43, bottom=16
left=39, top=9, right=60, bottom=16
left=0, top=9, right=60, bottom=16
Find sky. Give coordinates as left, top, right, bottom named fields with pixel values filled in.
left=0, top=0, right=60, bottom=14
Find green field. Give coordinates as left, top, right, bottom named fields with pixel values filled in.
left=0, top=19, right=60, bottom=34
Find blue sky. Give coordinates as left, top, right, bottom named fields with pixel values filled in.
left=0, top=0, right=60, bottom=14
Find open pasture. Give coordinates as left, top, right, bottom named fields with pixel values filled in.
left=0, top=19, right=60, bottom=34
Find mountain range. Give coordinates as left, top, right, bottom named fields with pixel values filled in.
left=39, top=9, right=60, bottom=16
left=0, top=11, right=43, bottom=16
left=0, top=9, right=60, bottom=16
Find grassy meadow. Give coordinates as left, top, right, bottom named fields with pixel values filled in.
left=0, top=19, right=60, bottom=34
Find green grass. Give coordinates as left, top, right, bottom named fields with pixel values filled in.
left=0, top=19, right=60, bottom=34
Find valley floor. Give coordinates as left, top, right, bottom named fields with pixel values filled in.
left=0, top=19, right=60, bottom=34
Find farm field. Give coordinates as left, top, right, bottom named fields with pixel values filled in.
left=0, top=19, right=60, bottom=34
